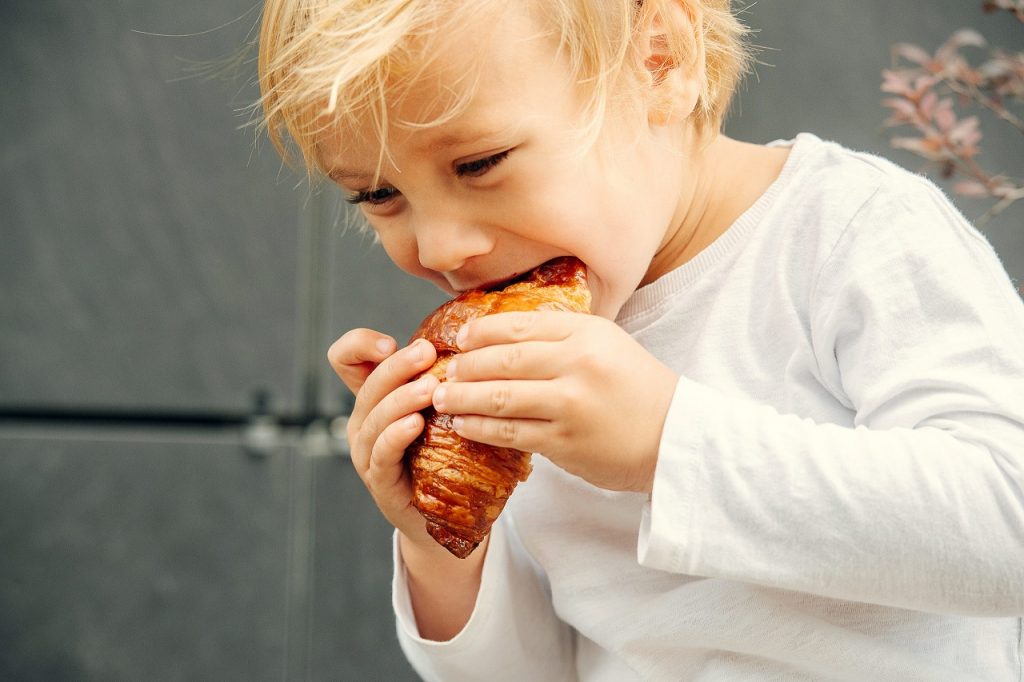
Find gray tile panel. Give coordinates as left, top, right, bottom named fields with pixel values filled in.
left=0, top=426, right=291, bottom=680
left=0, top=1, right=303, bottom=413
left=0, top=425, right=415, bottom=681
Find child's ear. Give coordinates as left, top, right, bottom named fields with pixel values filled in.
left=638, top=0, right=704, bottom=127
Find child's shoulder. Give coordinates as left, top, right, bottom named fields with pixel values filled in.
left=779, top=133, right=954, bottom=219
left=771, top=134, right=1020, bottom=308
left=771, top=132, right=980, bottom=251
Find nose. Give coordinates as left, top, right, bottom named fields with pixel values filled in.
left=412, top=207, right=494, bottom=274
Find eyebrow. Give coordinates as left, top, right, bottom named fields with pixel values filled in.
left=328, top=168, right=373, bottom=183
left=421, top=130, right=496, bottom=152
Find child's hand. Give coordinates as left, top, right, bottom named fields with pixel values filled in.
left=327, top=330, right=443, bottom=551
left=431, top=312, right=678, bottom=494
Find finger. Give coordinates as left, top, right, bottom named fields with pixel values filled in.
left=456, top=311, right=580, bottom=351
left=351, top=373, right=437, bottom=474
left=366, top=411, right=425, bottom=492
left=327, top=328, right=397, bottom=394
left=446, top=341, right=563, bottom=382
left=350, top=338, right=437, bottom=427
left=450, top=414, right=550, bottom=455
left=432, top=379, right=557, bottom=420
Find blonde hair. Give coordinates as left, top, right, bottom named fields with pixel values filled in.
left=257, top=0, right=752, bottom=176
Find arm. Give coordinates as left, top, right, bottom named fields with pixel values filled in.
left=399, top=533, right=488, bottom=641
left=326, top=329, right=575, bottom=679
left=641, top=378, right=1024, bottom=615
left=393, top=516, right=576, bottom=682
left=639, top=182, right=1024, bottom=615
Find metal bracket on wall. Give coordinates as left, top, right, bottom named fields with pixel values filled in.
left=301, top=417, right=349, bottom=458
left=240, top=413, right=349, bottom=459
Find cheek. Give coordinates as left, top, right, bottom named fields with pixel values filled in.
left=374, top=227, right=420, bottom=276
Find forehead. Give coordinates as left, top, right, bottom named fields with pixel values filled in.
left=315, top=2, right=571, bottom=174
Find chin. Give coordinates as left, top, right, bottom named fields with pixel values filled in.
left=591, top=299, right=619, bottom=321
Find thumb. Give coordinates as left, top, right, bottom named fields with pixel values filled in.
left=327, top=328, right=397, bottom=394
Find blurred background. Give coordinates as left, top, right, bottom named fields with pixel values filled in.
left=1, top=1, right=1020, bottom=680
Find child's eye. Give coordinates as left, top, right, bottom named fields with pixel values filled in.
left=345, top=186, right=400, bottom=206
left=455, top=149, right=511, bottom=178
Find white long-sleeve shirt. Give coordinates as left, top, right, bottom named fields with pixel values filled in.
left=393, top=134, right=1024, bottom=680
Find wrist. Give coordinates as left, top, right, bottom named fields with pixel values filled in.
left=399, top=528, right=489, bottom=574
left=398, top=529, right=488, bottom=641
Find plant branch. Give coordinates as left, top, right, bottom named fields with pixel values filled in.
left=945, top=79, right=1024, bottom=134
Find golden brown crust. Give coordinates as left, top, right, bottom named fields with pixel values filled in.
left=405, top=257, right=591, bottom=558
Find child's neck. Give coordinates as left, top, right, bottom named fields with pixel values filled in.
left=643, top=134, right=790, bottom=286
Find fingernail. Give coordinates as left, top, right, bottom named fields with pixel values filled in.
left=456, top=325, right=468, bottom=349
left=411, top=340, right=425, bottom=363
left=432, top=384, right=447, bottom=409
left=452, top=415, right=464, bottom=433
left=376, top=338, right=394, bottom=355
left=445, top=358, right=458, bottom=380
left=403, top=414, right=419, bottom=430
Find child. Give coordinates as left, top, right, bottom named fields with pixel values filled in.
left=258, top=0, right=1024, bottom=678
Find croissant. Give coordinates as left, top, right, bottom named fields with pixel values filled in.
left=405, top=257, right=591, bottom=558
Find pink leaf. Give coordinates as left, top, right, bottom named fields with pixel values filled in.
left=911, top=74, right=940, bottom=99
left=920, top=90, right=939, bottom=117
left=881, top=69, right=914, bottom=95
left=892, top=42, right=932, bottom=66
left=950, top=115, right=982, bottom=144
left=952, top=180, right=993, bottom=198
left=948, top=29, right=987, bottom=50
left=934, top=98, right=956, bottom=131
left=936, top=31, right=986, bottom=73
left=891, top=135, right=946, bottom=161
left=882, top=97, right=918, bottom=120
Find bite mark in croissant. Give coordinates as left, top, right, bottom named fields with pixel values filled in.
left=405, top=257, right=591, bottom=558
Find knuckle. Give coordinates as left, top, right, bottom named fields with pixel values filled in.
left=500, top=345, right=521, bottom=373
left=379, top=390, right=404, bottom=421
left=380, top=360, right=407, bottom=390
left=561, top=378, right=586, bottom=404
left=326, top=339, right=342, bottom=368
left=327, top=336, right=355, bottom=371
left=553, top=418, right=574, bottom=441
left=355, top=413, right=381, bottom=453
left=366, top=435, right=395, bottom=485
left=576, top=346, right=603, bottom=373
left=346, top=419, right=360, bottom=445
left=328, top=328, right=366, bottom=364
left=351, top=428, right=372, bottom=464
left=350, top=446, right=370, bottom=478
left=497, top=419, right=518, bottom=443
left=380, top=419, right=406, bottom=450
left=490, top=384, right=512, bottom=414
left=363, top=458, right=381, bottom=489
left=509, top=312, right=533, bottom=339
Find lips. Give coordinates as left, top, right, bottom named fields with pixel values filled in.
left=452, top=257, right=581, bottom=294
left=452, top=272, right=524, bottom=294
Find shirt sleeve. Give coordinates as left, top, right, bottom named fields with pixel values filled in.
left=638, top=179, right=1024, bottom=616
left=393, top=516, right=575, bottom=681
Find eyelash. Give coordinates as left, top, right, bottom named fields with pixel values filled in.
left=345, top=186, right=396, bottom=206
left=344, top=149, right=512, bottom=206
left=455, top=149, right=511, bottom=178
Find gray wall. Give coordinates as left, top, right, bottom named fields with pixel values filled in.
left=726, top=0, right=1023, bottom=284
left=1, top=1, right=1020, bottom=680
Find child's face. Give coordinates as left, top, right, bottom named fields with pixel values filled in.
left=320, top=4, right=690, bottom=319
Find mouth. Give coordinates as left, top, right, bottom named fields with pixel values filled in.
left=452, top=267, right=531, bottom=294
left=454, top=257, right=587, bottom=294
left=466, top=274, right=523, bottom=293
